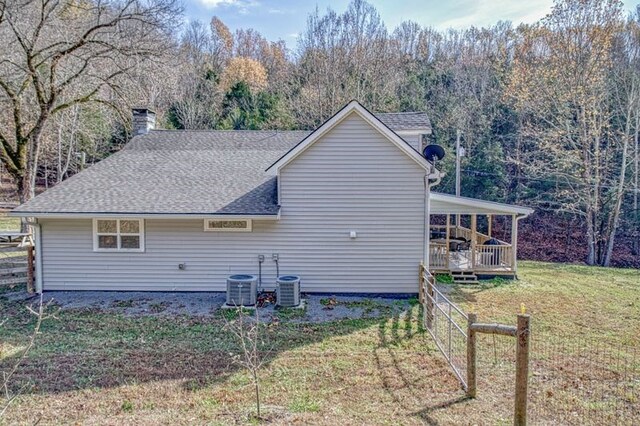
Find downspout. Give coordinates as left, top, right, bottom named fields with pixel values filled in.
left=424, top=170, right=443, bottom=269
left=24, top=219, right=43, bottom=293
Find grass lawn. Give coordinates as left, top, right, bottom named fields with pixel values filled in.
left=0, top=213, right=20, bottom=232
left=1, top=261, right=638, bottom=425
left=447, top=261, right=640, bottom=346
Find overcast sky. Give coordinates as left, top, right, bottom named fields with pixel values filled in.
left=183, top=0, right=639, bottom=44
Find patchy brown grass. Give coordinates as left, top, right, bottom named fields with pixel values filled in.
left=1, top=261, right=638, bottom=425
left=1, top=307, right=477, bottom=425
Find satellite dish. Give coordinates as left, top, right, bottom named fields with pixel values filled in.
left=423, top=144, right=445, bottom=163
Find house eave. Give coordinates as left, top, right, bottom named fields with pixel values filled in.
left=8, top=211, right=282, bottom=220
left=395, top=129, right=432, bottom=136
left=430, top=193, right=534, bottom=216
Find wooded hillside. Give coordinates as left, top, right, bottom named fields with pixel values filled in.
left=0, top=0, right=638, bottom=267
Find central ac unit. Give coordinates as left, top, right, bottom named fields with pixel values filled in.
left=226, top=274, right=257, bottom=306
left=276, top=275, right=301, bottom=307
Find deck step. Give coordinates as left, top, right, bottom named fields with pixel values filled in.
left=450, top=270, right=478, bottom=284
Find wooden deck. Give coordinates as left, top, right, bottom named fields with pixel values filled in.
left=428, top=225, right=516, bottom=277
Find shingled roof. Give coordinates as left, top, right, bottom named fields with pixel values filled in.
left=13, top=109, right=431, bottom=216
left=14, top=130, right=310, bottom=216
left=375, top=112, right=431, bottom=132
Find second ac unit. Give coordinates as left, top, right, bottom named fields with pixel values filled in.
left=276, top=275, right=301, bottom=307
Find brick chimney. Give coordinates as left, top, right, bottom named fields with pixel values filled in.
left=132, top=108, right=156, bottom=136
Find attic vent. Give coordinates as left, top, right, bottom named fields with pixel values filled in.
left=204, top=219, right=252, bottom=232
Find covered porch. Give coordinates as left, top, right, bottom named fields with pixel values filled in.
left=427, top=193, right=533, bottom=280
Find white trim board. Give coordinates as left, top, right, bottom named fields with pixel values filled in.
left=430, top=192, right=534, bottom=216
left=92, top=218, right=145, bottom=253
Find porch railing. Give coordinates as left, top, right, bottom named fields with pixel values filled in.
left=474, top=244, right=513, bottom=270
left=429, top=225, right=514, bottom=272
left=429, top=244, right=448, bottom=269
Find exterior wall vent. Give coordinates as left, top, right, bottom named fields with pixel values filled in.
left=226, top=274, right=257, bottom=306
left=276, top=275, right=301, bottom=307
left=205, top=219, right=252, bottom=232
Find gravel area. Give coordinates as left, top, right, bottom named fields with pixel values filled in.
left=3, top=290, right=418, bottom=323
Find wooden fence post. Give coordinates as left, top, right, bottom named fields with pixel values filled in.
left=27, top=245, right=35, bottom=294
left=514, top=314, right=530, bottom=426
left=466, top=312, right=477, bottom=398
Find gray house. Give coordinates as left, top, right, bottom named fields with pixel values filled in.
left=12, top=101, right=532, bottom=293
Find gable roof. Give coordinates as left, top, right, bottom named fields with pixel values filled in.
left=266, top=100, right=434, bottom=174
left=11, top=101, right=437, bottom=218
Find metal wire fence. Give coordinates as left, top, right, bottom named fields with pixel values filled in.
left=421, top=267, right=469, bottom=390
left=529, top=334, right=639, bottom=425
left=420, top=268, right=638, bottom=425
left=427, top=283, right=468, bottom=388
left=474, top=328, right=639, bottom=425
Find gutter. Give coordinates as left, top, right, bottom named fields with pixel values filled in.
left=424, top=170, right=444, bottom=267
left=9, top=212, right=282, bottom=220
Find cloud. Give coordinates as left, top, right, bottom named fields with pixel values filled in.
left=198, top=0, right=259, bottom=14
left=434, top=0, right=553, bottom=29
left=267, top=7, right=286, bottom=14
left=199, top=0, right=236, bottom=7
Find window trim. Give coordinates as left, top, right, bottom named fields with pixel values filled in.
left=204, top=219, right=252, bottom=232
left=92, top=218, right=145, bottom=252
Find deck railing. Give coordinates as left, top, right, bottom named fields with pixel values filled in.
left=429, top=225, right=514, bottom=272
left=429, top=244, right=448, bottom=269
left=474, top=244, right=513, bottom=271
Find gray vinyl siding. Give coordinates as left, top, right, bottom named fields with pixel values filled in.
left=398, top=133, right=422, bottom=152
left=39, top=112, right=427, bottom=293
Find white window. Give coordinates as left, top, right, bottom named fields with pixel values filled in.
left=204, top=219, right=252, bottom=232
left=93, top=219, right=145, bottom=252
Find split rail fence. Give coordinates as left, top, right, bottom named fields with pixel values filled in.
left=0, top=245, right=35, bottom=293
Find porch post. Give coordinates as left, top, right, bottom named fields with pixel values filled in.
left=446, top=214, right=451, bottom=269
left=511, top=214, right=518, bottom=274
left=471, top=214, right=477, bottom=268
left=487, top=215, right=492, bottom=239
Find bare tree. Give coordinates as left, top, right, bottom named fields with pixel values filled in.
left=507, top=0, right=636, bottom=265
left=295, top=0, right=402, bottom=127
left=0, top=0, right=181, bottom=206
left=223, top=308, right=269, bottom=420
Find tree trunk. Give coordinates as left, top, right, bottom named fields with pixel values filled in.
left=254, top=371, right=260, bottom=418
left=633, top=113, right=639, bottom=256
left=586, top=207, right=596, bottom=266
left=15, top=131, right=43, bottom=233
left=603, top=104, right=633, bottom=266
